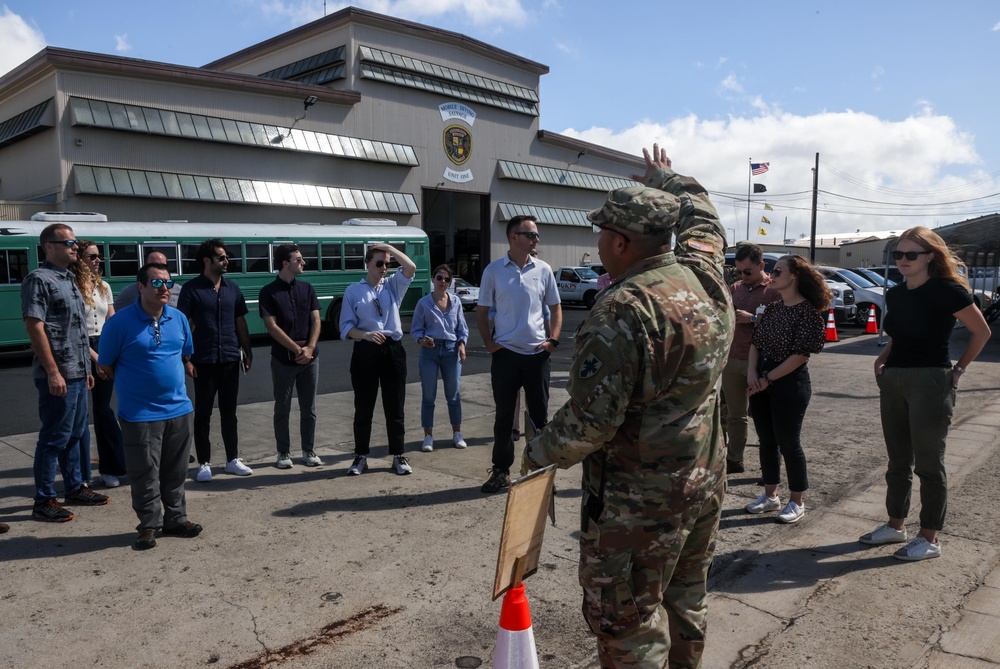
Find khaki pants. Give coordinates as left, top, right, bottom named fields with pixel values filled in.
left=720, top=357, right=750, bottom=462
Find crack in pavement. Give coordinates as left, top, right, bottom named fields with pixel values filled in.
left=218, top=593, right=268, bottom=655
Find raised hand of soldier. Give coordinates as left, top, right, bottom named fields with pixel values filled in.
left=629, top=142, right=673, bottom=183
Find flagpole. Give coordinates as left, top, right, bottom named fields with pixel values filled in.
left=746, top=158, right=752, bottom=240
left=783, top=216, right=788, bottom=245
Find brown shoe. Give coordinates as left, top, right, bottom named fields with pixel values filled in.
left=134, top=529, right=156, bottom=550
left=726, top=459, right=745, bottom=475
left=162, top=521, right=202, bottom=538
left=0, top=522, right=9, bottom=533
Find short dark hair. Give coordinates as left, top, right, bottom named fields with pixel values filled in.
left=137, top=262, right=169, bottom=284
left=432, top=264, right=453, bottom=278
left=39, top=223, right=73, bottom=244
left=734, top=242, right=763, bottom=264
left=506, top=215, right=537, bottom=238
left=365, top=245, right=390, bottom=264
left=196, top=238, right=226, bottom=266
left=273, top=243, right=299, bottom=268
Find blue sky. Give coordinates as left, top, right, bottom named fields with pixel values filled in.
left=2, top=1, right=999, bottom=242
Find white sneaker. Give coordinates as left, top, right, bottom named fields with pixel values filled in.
left=102, top=474, right=121, bottom=488
left=392, top=455, right=413, bottom=475
left=225, top=458, right=253, bottom=476
left=196, top=463, right=212, bottom=482
left=894, top=536, right=941, bottom=561
left=347, top=455, right=368, bottom=476
left=776, top=501, right=805, bottom=524
left=302, top=450, right=322, bottom=467
left=421, top=435, right=434, bottom=452
left=745, top=493, right=781, bottom=514
left=276, top=452, right=293, bottom=469
left=859, top=523, right=908, bottom=545
left=453, top=432, right=468, bottom=449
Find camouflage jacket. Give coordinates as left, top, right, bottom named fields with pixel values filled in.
left=525, top=167, right=734, bottom=522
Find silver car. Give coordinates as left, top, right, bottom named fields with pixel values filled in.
left=449, top=277, right=479, bottom=311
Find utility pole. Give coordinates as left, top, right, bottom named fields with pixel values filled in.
left=809, top=152, right=819, bottom=263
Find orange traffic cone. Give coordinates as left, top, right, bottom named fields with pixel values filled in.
left=864, top=305, right=878, bottom=334
left=825, top=308, right=839, bottom=342
left=494, top=583, right=540, bottom=668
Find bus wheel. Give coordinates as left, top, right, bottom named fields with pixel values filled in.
left=326, top=300, right=343, bottom=339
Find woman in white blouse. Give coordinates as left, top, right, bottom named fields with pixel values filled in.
left=73, top=240, right=127, bottom=488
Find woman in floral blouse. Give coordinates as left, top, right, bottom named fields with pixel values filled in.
left=744, top=255, right=831, bottom=524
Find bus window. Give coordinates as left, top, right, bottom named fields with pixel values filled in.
left=180, top=243, right=200, bottom=275
left=225, top=243, right=243, bottom=274
left=143, top=244, right=179, bottom=275
left=1, top=249, right=29, bottom=283
left=245, top=243, right=271, bottom=273
left=108, top=243, right=140, bottom=278
left=298, top=243, right=318, bottom=271
left=344, top=243, right=364, bottom=270
left=321, top=242, right=342, bottom=271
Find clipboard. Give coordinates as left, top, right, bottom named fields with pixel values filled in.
left=492, top=464, right=557, bottom=600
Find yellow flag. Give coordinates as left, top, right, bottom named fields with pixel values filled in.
left=761, top=216, right=771, bottom=224
left=758, top=227, right=768, bottom=236
left=764, top=203, right=773, bottom=211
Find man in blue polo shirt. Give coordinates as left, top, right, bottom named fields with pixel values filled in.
left=99, top=262, right=202, bottom=550
left=177, top=238, right=253, bottom=482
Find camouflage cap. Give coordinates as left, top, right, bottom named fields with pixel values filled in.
left=588, top=186, right=682, bottom=238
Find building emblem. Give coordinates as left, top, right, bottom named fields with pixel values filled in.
left=444, top=125, right=472, bottom=166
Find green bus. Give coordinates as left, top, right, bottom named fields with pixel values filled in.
left=0, top=212, right=431, bottom=349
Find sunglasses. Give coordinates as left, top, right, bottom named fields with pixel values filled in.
left=150, top=320, right=161, bottom=348
left=740, top=269, right=754, bottom=276
left=147, top=278, right=175, bottom=289
left=593, top=224, right=631, bottom=243
left=215, top=254, right=229, bottom=262
left=373, top=260, right=391, bottom=268
left=435, top=275, right=452, bottom=283
left=85, top=253, right=102, bottom=261
left=372, top=297, right=383, bottom=317
left=770, top=268, right=783, bottom=277
left=514, top=231, right=541, bottom=240
left=891, top=250, right=932, bottom=261
left=47, top=239, right=78, bottom=247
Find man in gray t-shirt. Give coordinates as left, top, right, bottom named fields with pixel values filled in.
left=22, top=223, right=109, bottom=523
left=113, top=250, right=179, bottom=312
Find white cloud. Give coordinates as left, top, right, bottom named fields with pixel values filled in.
left=720, top=73, right=743, bottom=93
left=871, top=65, right=885, bottom=79
left=717, top=56, right=728, bottom=68
left=560, top=106, right=991, bottom=240
left=992, top=21, right=1000, bottom=31
left=259, top=0, right=528, bottom=27
left=0, top=7, right=46, bottom=76
left=553, top=41, right=576, bottom=56
left=115, top=34, right=131, bottom=53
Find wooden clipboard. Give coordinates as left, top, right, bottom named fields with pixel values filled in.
left=492, top=464, right=557, bottom=600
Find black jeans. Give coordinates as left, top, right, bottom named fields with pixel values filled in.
left=192, top=361, right=241, bottom=463
left=350, top=339, right=407, bottom=456
left=748, top=363, right=811, bottom=492
left=490, top=347, right=550, bottom=473
left=89, top=336, right=127, bottom=477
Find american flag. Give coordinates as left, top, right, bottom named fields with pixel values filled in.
left=751, top=162, right=769, bottom=175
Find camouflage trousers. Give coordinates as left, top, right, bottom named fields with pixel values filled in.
left=579, top=482, right=725, bottom=669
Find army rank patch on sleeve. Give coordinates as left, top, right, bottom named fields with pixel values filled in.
left=579, top=353, right=603, bottom=379
left=687, top=239, right=715, bottom=253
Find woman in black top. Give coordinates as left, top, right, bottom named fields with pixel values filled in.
left=861, top=227, right=990, bottom=561
left=744, top=255, right=830, bottom=524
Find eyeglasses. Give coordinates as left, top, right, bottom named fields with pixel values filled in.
left=215, top=255, right=229, bottom=262
left=435, top=275, right=452, bottom=283
left=374, top=260, right=390, bottom=268
left=147, top=278, right=175, bottom=289
left=372, top=297, right=383, bottom=317
left=740, top=269, right=754, bottom=276
left=150, top=320, right=161, bottom=348
left=770, top=268, right=783, bottom=277
left=46, top=239, right=78, bottom=247
left=514, top=231, right=540, bottom=241
left=593, top=224, right=631, bottom=243
left=85, top=253, right=102, bottom=261
left=891, top=250, right=932, bottom=261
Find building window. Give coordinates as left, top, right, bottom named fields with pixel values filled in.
left=498, top=160, right=634, bottom=192
left=498, top=202, right=591, bottom=228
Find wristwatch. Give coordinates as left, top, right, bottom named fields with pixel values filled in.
left=546, top=338, right=560, bottom=348
left=953, top=364, right=966, bottom=373
left=750, top=315, right=758, bottom=324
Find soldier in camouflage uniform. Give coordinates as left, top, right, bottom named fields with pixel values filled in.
left=522, top=145, right=734, bottom=668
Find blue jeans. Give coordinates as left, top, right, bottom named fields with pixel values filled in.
left=34, top=377, right=88, bottom=502
left=418, top=342, right=463, bottom=429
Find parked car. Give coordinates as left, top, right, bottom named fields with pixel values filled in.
left=554, top=265, right=601, bottom=308
left=852, top=267, right=896, bottom=288
left=448, top=277, right=479, bottom=311
left=865, top=265, right=904, bottom=285
left=818, top=266, right=885, bottom=327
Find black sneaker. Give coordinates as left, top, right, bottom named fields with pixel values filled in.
left=32, top=498, right=74, bottom=522
left=65, top=486, right=110, bottom=506
left=162, top=520, right=203, bottom=538
left=134, top=529, right=156, bottom=550
left=481, top=469, right=510, bottom=494
left=726, top=459, right=745, bottom=475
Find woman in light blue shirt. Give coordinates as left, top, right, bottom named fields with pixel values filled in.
left=411, top=264, right=469, bottom=451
